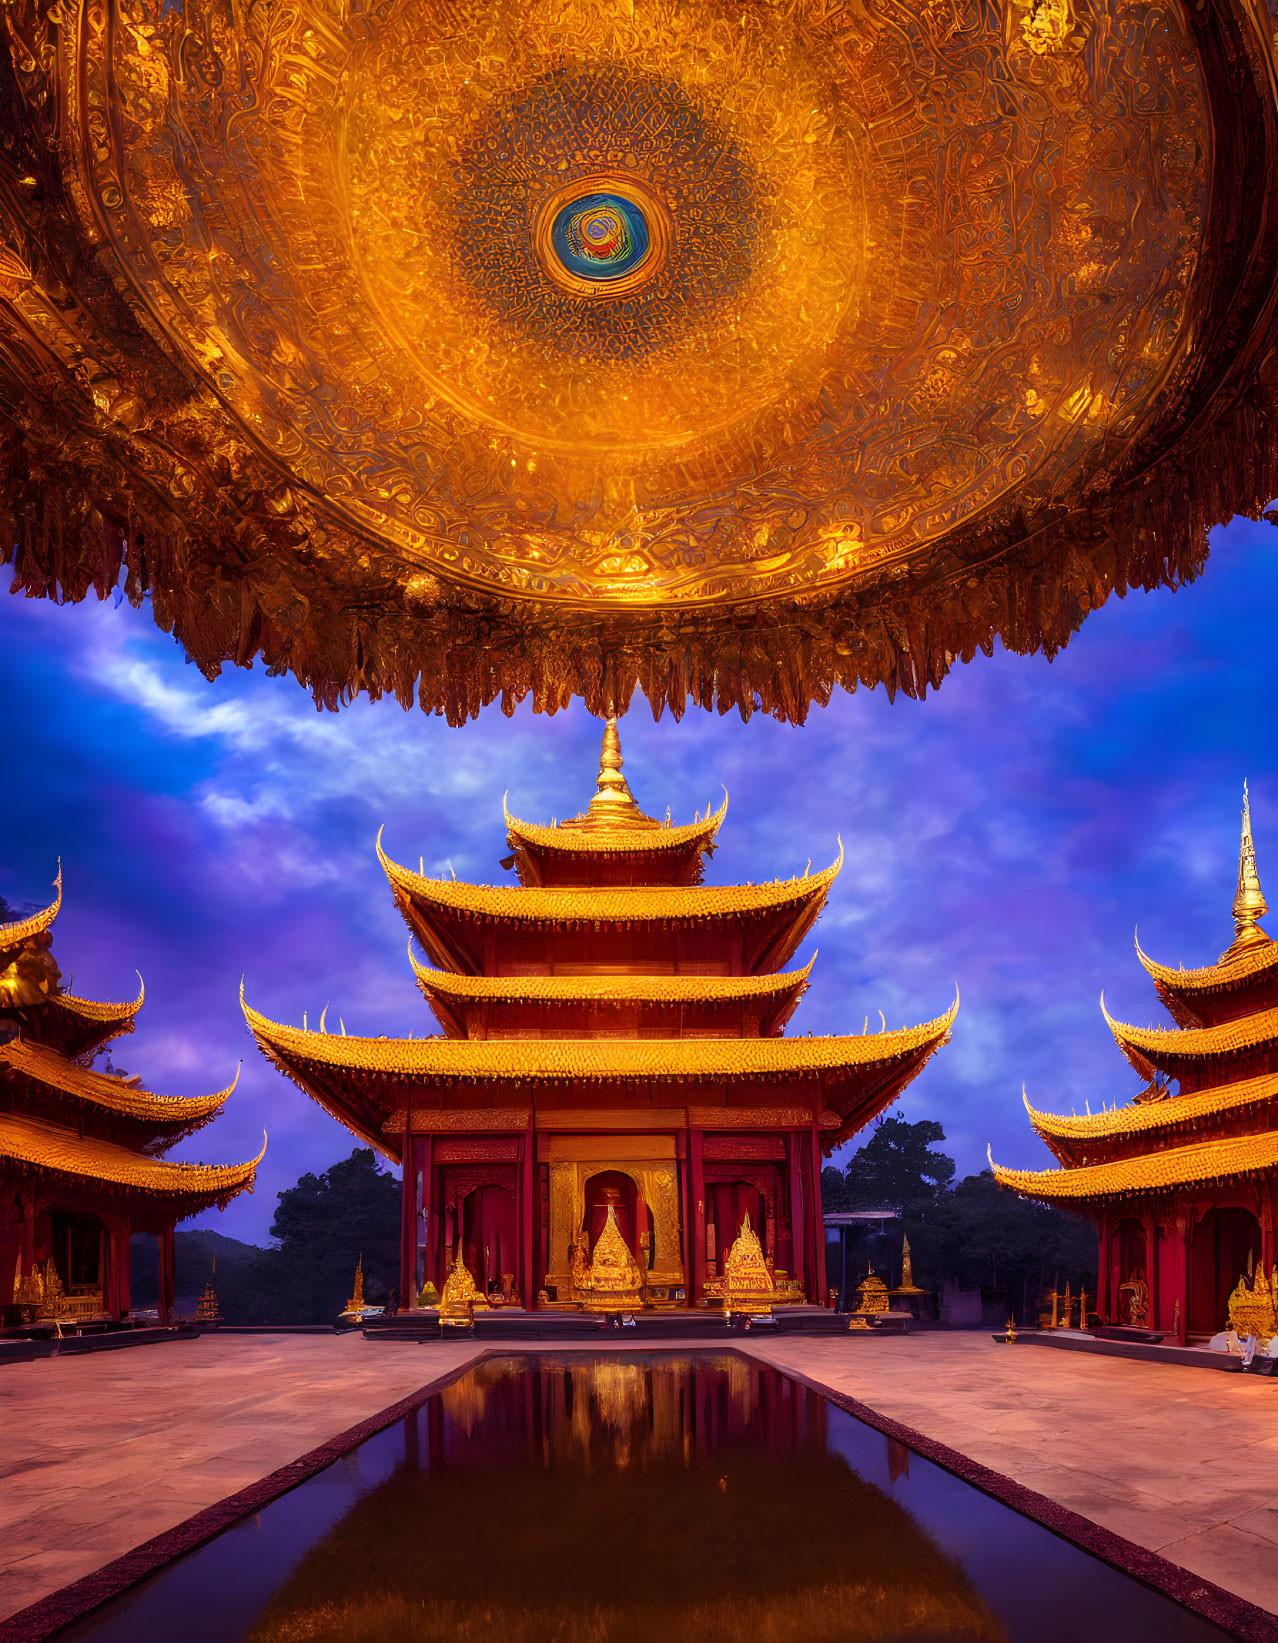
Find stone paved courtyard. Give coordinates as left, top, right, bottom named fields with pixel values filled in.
left=0, top=1331, right=1275, bottom=1627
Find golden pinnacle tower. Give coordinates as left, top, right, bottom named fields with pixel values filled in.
left=1229, top=782, right=1269, bottom=957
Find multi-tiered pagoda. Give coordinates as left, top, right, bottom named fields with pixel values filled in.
left=0, top=870, right=263, bottom=1325
left=993, top=789, right=1277, bottom=1342
left=245, top=723, right=955, bottom=1312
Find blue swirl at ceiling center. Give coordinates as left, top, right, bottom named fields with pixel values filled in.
left=550, top=193, right=650, bottom=282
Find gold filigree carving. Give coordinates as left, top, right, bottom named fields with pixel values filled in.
left=384, top=1108, right=531, bottom=1133
left=3, top=0, right=1270, bottom=724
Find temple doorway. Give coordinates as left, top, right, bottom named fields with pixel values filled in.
left=49, top=1210, right=105, bottom=1290
left=1112, top=1217, right=1149, bottom=1326
left=707, top=1181, right=766, bottom=1276
left=1190, top=1206, right=1262, bottom=1334
left=460, top=1184, right=518, bottom=1302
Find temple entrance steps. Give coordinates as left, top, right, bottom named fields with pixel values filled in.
left=359, top=1308, right=907, bottom=1343
left=996, top=1328, right=1246, bottom=1372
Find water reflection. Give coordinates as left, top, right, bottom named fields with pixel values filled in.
left=250, top=1355, right=1000, bottom=1641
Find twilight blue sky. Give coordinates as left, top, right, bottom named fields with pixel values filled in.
left=3, top=522, right=1275, bottom=1243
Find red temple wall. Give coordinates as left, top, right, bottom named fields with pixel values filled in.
left=527, top=854, right=700, bottom=889
left=464, top=998, right=772, bottom=1040
left=489, top=925, right=749, bottom=975
left=1098, top=1176, right=1276, bottom=1340
left=1182, top=976, right=1278, bottom=1028
left=404, top=1115, right=827, bottom=1308
left=1176, top=1047, right=1276, bottom=1093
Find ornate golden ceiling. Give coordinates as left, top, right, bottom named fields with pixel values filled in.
left=2, top=0, right=1277, bottom=720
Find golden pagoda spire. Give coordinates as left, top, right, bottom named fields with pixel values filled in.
left=577, top=717, right=654, bottom=832
left=1226, top=781, right=1269, bottom=959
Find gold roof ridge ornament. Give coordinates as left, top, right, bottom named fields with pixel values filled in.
left=1226, top=782, right=1269, bottom=959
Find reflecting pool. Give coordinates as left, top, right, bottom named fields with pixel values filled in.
left=59, top=1354, right=1231, bottom=1643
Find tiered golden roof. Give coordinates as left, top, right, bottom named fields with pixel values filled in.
left=0, top=865, right=62, bottom=950
left=244, top=994, right=958, bottom=1083
left=0, top=1112, right=265, bottom=1205
left=0, top=1038, right=235, bottom=1141
left=1, top=865, right=262, bottom=1214
left=1101, top=998, right=1278, bottom=1074
left=504, top=803, right=727, bottom=856
left=1023, top=1071, right=1278, bottom=1153
left=247, top=721, right=955, bottom=1167
left=410, top=948, right=813, bottom=1009
left=993, top=789, right=1278, bottom=1208
left=380, top=845, right=842, bottom=931
left=990, top=1130, right=1278, bottom=1202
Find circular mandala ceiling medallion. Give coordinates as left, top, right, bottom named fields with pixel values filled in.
left=540, top=184, right=663, bottom=295
left=1, top=0, right=1277, bottom=720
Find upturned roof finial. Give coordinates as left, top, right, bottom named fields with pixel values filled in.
left=1228, top=780, right=1269, bottom=956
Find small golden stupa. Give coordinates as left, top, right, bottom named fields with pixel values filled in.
left=854, top=1265, right=890, bottom=1313
left=722, top=1213, right=775, bottom=1317
left=196, top=1256, right=222, bottom=1325
left=38, top=1259, right=67, bottom=1321
left=345, top=1255, right=366, bottom=1316
left=439, top=1250, right=480, bottom=1327
left=889, top=1234, right=927, bottom=1311
left=581, top=1205, right=644, bottom=1312
left=1227, top=1265, right=1277, bottom=1349
left=848, top=1262, right=890, bottom=1330
left=13, top=1264, right=44, bottom=1315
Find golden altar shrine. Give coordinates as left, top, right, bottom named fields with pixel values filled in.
left=722, top=1214, right=776, bottom=1318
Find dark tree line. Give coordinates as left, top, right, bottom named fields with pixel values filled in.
left=822, top=1115, right=1097, bottom=1320
left=133, top=1148, right=401, bottom=1324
